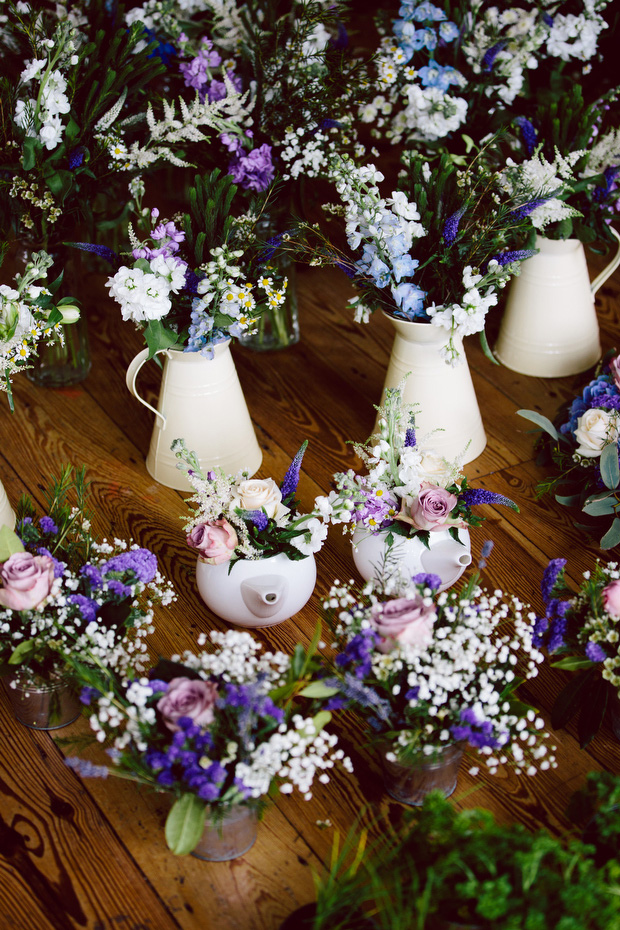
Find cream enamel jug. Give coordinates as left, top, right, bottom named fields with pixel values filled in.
left=0, top=478, right=15, bottom=529
left=126, top=343, right=262, bottom=491
left=380, top=315, right=487, bottom=464
left=494, top=230, right=620, bottom=377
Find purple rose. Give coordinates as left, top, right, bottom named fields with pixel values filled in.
left=405, top=482, right=460, bottom=531
left=0, top=551, right=55, bottom=611
left=186, top=519, right=238, bottom=564
left=370, top=594, right=436, bottom=653
left=157, top=677, right=219, bottom=732
left=603, top=579, right=620, bottom=617
left=609, top=355, right=620, bottom=391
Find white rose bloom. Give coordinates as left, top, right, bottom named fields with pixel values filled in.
left=230, top=478, right=290, bottom=523
left=574, top=408, right=619, bottom=457
left=418, top=450, right=453, bottom=486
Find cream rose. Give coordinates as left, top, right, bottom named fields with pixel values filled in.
left=231, top=477, right=289, bottom=522
left=574, top=408, right=619, bottom=458
left=418, top=450, right=453, bottom=486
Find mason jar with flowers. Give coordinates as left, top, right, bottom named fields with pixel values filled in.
left=65, top=627, right=352, bottom=860
left=0, top=466, right=175, bottom=729
left=316, top=381, right=518, bottom=593
left=174, top=437, right=328, bottom=627
left=519, top=351, right=620, bottom=549
left=319, top=572, right=557, bottom=805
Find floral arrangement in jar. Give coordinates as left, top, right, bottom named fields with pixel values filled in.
left=65, top=627, right=352, bottom=857
left=81, top=169, right=289, bottom=359
left=318, top=569, right=557, bottom=803
left=0, top=248, right=80, bottom=409
left=315, top=382, right=517, bottom=591
left=0, top=465, right=175, bottom=709
left=518, top=351, right=620, bottom=548
left=175, top=436, right=328, bottom=565
left=534, top=556, right=620, bottom=748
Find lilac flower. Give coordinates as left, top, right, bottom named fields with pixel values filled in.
left=39, top=515, right=59, bottom=534
left=207, top=71, right=242, bottom=103
left=68, top=593, right=98, bottom=622
left=228, top=144, right=275, bottom=192
left=541, top=558, right=567, bottom=603
left=101, top=548, right=158, bottom=583
left=586, top=641, right=607, bottom=662
left=459, top=488, right=518, bottom=509
left=443, top=205, right=466, bottom=245
left=482, top=40, right=508, bottom=72
left=280, top=441, right=308, bottom=499
left=412, top=572, right=442, bottom=590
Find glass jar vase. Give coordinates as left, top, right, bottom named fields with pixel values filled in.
left=191, top=804, right=258, bottom=861
left=3, top=673, right=82, bottom=730
left=379, top=742, right=464, bottom=806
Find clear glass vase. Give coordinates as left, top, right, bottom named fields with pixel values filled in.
left=379, top=742, right=463, bottom=806
left=26, top=311, right=91, bottom=387
left=239, top=260, right=299, bottom=351
left=3, top=673, right=82, bottom=729
left=191, top=805, right=258, bottom=861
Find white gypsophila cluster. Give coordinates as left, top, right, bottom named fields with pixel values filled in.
left=326, top=580, right=556, bottom=776
left=234, top=714, right=352, bottom=801
left=498, top=147, right=585, bottom=229
left=177, top=629, right=292, bottom=687
left=106, top=254, right=187, bottom=323
left=280, top=125, right=349, bottom=181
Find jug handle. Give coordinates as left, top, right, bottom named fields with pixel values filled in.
left=591, top=227, right=620, bottom=296
left=125, top=347, right=168, bottom=427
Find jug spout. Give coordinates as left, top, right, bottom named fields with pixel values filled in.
left=240, top=575, right=289, bottom=619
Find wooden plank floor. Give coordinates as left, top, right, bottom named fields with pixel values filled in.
left=1, top=240, right=620, bottom=930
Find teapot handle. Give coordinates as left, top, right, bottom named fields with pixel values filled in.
left=591, top=226, right=620, bottom=296
left=125, top=347, right=168, bottom=427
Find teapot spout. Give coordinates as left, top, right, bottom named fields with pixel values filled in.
left=420, top=538, right=472, bottom=590
left=240, top=575, right=289, bottom=619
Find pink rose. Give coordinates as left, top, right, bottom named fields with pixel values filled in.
left=370, top=594, right=436, bottom=653
left=603, top=580, right=620, bottom=617
left=405, top=483, right=459, bottom=531
left=157, top=677, right=219, bottom=732
left=0, top=551, right=55, bottom=611
left=186, top=519, right=238, bottom=564
left=609, top=356, right=620, bottom=391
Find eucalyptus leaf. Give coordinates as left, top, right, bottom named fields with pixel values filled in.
left=0, top=525, right=25, bottom=560
left=165, top=793, right=207, bottom=856
left=516, top=410, right=559, bottom=440
left=600, top=517, right=620, bottom=550
left=600, top=441, right=620, bottom=490
left=8, top=639, right=36, bottom=665
left=583, top=498, right=617, bottom=516
left=555, top=494, right=582, bottom=506
left=551, top=657, right=597, bottom=671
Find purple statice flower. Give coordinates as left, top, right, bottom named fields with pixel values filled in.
left=547, top=610, right=569, bottom=653
left=156, top=770, right=177, bottom=787
left=101, top=548, right=157, bottom=583
left=459, top=488, right=518, bottom=509
left=482, top=39, right=508, bottom=72
left=451, top=707, right=503, bottom=749
left=334, top=630, right=379, bottom=680
left=68, top=147, right=85, bottom=169
left=36, top=546, right=66, bottom=577
left=233, top=776, right=254, bottom=800
left=228, top=144, right=275, bottom=192
left=81, top=563, right=103, bottom=588
left=280, top=441, right=308, bottom=500
left=197, top=782, right=221, bottom=801
left=69, top=242, right=119, bottom=266
left=147, top=679, right=169, bottom=694
left=244, top=510, right=270, bottom=531
left=68, top=593, right=98, bottom=622
left=531, top=614, right=549, bottom=650
left=405, top=686, right=419, bottom=700
left=488, top=249, right=538, bottom=267
left=79, top=686, right=100, bottom=705
left=65, top=757, right=109, bottom=778
left=514, top=117, right=538, bottom=156
left=585, top=641, right=607, bottom=662
left=145, top=749, right=169, bottom=770
left=541, top=558, right=567, bottom=603
left=39, top=515, right=59, bottom=534
left=593, top=166, right=620, bottom=203
left=106, top=579, right=132, bottom=598
left=405, top=425, right=416, bottom=447
left=443, top=205, right=466, bottom=245
left=412, top=572, right=442, bottom=590
left=325, top=694, right=348, bottom=711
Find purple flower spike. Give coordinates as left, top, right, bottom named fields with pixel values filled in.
left=244, top=510, right=270, bottom=531
left=482, top=39, right=508, bottom=72
left=541, top=558, right=567, bottom=604
left=585, top=641, right=607, bottom=662
left=459, top=488, right=518, bottom=510
left=443, top=205, right=466, bottom=245
left=280, top=440, right=308, bottom=499
left=68, top=242, right=119, bottom=266
left=488, top=249, right=538, bottom=268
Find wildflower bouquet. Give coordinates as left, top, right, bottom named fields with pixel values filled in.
left=518, top=352, right=620, bottom=549
left=0, top=248, right=80, bottom=410
left=0, top=466, right=175, bottom=690
left=320, top=573, right=557, bottom=777
left=67, top=627, right=352, bottom=855
left=534, top=557, right=620, bottom=748
left=315, top=383, right=517, bottom=584
left=288, top=148, right=536, bottom=363
left=92, top=169, right=288, bottom=358
left=362, top=0, right=614, bottom=156
left=174, top=436, right=328, bottom=565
